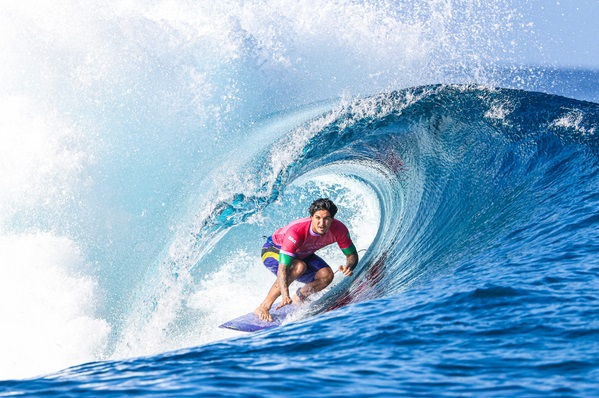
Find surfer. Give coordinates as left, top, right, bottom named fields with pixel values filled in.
left=254, top=198, right=359, bottom=322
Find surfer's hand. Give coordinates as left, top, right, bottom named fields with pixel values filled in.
left=339, top=265, right=353, bottom=276
left=276, top=295, right=293, bottom=310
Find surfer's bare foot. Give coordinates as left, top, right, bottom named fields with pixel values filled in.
left=254, top=306, right=273, bottom=322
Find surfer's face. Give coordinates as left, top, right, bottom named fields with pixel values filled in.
left=311, top=209, right=333, bottom=235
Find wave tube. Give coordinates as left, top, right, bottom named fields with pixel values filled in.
left=113, top=84, right=598, bottom=359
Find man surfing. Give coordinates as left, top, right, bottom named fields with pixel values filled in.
left=254, top=198, right=359, bottom=322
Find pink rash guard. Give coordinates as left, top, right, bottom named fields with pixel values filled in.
left=271, top=217, right=356, bottom=265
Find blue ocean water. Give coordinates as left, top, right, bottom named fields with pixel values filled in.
left=1, top=1, right=599, bottom=397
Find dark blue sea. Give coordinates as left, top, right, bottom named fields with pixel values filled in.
left=1, top=2, right=598, bottom=397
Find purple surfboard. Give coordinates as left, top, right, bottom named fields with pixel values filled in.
left=219, top=303, right=299, bottom=332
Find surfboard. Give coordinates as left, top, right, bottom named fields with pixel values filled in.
left=219, top=303, right=299, bottom=332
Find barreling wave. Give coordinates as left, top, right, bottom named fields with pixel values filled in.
left=266, top=84, right=599, bottom=312
left=115, top=84, right=599, bottom=357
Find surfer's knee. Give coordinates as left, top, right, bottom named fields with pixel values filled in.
left=317, top=267, right=334, bottom=286
left=291, top=259, right=307, bottom=276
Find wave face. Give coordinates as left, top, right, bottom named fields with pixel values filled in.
left=2, top=0, right=599, bottom=396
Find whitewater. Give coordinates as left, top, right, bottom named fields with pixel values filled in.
left=1, top=1, right=598, bottom=396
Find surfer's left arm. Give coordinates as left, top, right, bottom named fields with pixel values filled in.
left=339, top=251, right=359, bottom=276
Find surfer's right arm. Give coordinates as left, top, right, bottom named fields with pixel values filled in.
left=275, top=261, right=292, bottom=309
left=274, top=233, right=300, bottom=309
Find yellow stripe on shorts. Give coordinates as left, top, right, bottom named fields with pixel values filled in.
left=261, top=251, right=279, bottom=263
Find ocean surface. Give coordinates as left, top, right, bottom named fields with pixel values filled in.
left=1, top=1, right=598, bottom=397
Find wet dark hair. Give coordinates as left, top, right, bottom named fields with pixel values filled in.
left=309, top=198, right=338, bottom=217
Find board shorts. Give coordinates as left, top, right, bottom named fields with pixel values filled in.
left=261, top=236, right=330, bottom=284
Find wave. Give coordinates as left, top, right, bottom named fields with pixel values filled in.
left=2, top=0, right=599, bottom=381
left=7, top=82, right=596, bottom=393
left=112, top=84, right=599, bottom=360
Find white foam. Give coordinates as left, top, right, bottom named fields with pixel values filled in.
left=484, top=99, right=515, bottom=122
left=0, top=46, right=103, bottom=380
left=0, top=233, right=110, bottom=380
left=0, top=96, right=89, bottom=228
left=551, top=109, right=596, bottom=136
